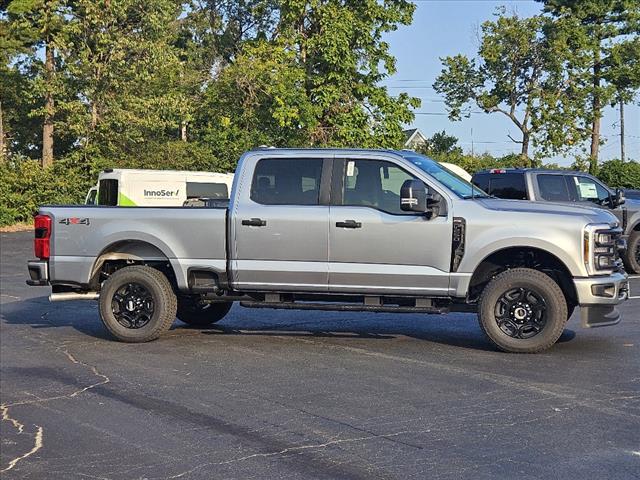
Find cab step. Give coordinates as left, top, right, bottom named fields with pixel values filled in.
left=239, top=300, right=449, bottom=315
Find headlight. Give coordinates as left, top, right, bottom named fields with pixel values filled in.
left=583, top=224, right=622, bottom=275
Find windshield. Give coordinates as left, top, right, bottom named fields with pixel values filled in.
left=402, top=153, right=489, bottom=199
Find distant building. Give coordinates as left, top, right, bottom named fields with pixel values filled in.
left=403, top=128, right=428, bottom=150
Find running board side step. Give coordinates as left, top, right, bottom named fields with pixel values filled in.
left=240, top=301, right=448, bottom=314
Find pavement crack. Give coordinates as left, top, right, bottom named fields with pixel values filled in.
left=0, top=405, right=44, bottom=473
left=3, top=347, right=110, bottom=408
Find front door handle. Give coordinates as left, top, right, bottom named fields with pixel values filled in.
left=242, top=218, right=267, bottom=227
left=336, top=220, right=361, bottom=229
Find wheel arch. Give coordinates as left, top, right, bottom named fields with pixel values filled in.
left=90, top=239, right=179, bottom=289
left=468, top=246, right=577, bottom=308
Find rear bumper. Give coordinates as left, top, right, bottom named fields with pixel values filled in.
left=573, top=272, right=628, bottom=328
left=26, top=260, right=49, bottom=286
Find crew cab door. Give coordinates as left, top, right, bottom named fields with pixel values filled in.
left=328, top=156, right=452, bottom=295
left=231, top=156, right=331, bottom=291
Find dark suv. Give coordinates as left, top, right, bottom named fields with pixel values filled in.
left=472, top=168, right=640, bottom=273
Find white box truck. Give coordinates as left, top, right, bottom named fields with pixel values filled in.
left=84, top=169, right=234, bottom=206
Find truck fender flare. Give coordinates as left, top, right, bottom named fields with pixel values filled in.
left=460, top=238, right=582, bottom=277
left=90, top=237, right=176, bottom=284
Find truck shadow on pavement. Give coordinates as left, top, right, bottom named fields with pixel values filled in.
left=1, top=297, right=577, bottom=352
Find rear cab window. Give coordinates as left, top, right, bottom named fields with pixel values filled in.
left=488, top=173, right=527, bottom=200
left=251, top=158, right=323, bottom=205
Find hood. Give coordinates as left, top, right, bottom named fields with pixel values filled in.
left=477, top=198, right=618, bottom=225
left=624, top=198, right=640, bottom=211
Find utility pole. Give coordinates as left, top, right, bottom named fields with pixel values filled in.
left=471, top=127, right=474, bottom=157
left=619, top=97, right=625, bottom=162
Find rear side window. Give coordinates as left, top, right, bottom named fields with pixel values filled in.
left=98, top=179, right=118, bottom=206
left=537, top=174, right=570, bottom=202
left=489, top=174, right=527, bottom=200
left=251, top=158, right=323, bottom=205
left=186, top=182, right=229, bottom=199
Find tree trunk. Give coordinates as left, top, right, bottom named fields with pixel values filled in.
left=589, top=47, right=601, bottom=174
left=521, top=130, right=530, bottom=165
left=619, top=96, right=625, bottom=162
left=91, top=102, right=98, bottom=131
left=180, top=121, right=187, bottom=142
left=42, top=42, right=55, bottom=168
left=0, top=97, right=5, bottom=161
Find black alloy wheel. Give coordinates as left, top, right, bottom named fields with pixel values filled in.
left=494, top=287, right=547, bottom=339
left=111, top=282, right=155, bottom=329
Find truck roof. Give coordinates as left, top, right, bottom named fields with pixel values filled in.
left=474, top=167, right=586, bottom=175
left=249, top=147, right=413, bottom=156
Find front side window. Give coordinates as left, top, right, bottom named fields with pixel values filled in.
left=341, top=159, right=418, bottom=215
left=251, top=158, right=323, bottom=205
left=569, top=176, right=610, bottom=205
left=98, top=179, right=118, bottom=206
left=489, top=174, right=527, bottom=200
left=537, top=174, right=570, bottom=202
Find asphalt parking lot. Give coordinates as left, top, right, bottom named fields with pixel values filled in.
left=1, top=231, right=639, bottom=479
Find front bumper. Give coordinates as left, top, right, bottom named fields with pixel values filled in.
left=573, top=271, right=628, bottom=328
left=27, top=260, right=49, bottom=286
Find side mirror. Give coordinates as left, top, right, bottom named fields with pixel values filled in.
left=400, top=180, right=442, bottom=218
left=612, top=188, right=625, bottom=207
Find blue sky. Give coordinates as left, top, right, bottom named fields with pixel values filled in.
left=383, top=0, right=640, bottom=165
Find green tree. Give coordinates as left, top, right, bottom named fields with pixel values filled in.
left=538, top=0, right=640, bottom=172
left=61, top=0, right=188, bottom=158
left=434, top=12, right=555, bottom=164
left=5, top=0, right=70, bottom=167
left=194, top=0, right=420, bottom=167
left=277, top=0, right=418, bottom=148
left=416, top=130, right=462, bottom=156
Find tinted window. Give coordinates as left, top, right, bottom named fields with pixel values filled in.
left=98, top=179, right=118, bottom=206
left=342, top=159, right=418, bottom=215
left=489, top=174, right=527, bottom=200
left=537, top=174, right=570, bottom=202
left=186, top=182, right=229, bottom=199
left=251, top=158, right=323, bottom=205
left=569, top=176, right=610, bottom=204
left=472, top=174, right=490, bottom=193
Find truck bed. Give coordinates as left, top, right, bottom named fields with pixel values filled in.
left=39, top=205, right=228, bottom=289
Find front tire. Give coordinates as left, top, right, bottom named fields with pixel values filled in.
left=177, top=296, right=232, bottom=326
left=99, top=265, right=177, bottom=343
left=478, top=268, right=568, bottom=353
left=623, top=231, right=640, bottom=274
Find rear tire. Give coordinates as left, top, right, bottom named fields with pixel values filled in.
left=177, top=296, right=232, bottom=326
left=478, top=268, right=568, bottom=353
left=99, top=265, right=177, bottom=343
left=623, top=231, right=640, bottom=274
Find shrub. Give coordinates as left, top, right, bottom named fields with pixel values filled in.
left=596, top=159, right=640, bottom=189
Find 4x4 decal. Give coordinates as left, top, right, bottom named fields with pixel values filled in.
left=59, top=217, right=90, bottom=226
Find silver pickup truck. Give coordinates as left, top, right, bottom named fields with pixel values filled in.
left=27, top=149, right=629, bottom=353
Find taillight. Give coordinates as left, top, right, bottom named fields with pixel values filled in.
left=490, top=169, right=507, bottom=174
left=34, top=214, right=52, bottom=260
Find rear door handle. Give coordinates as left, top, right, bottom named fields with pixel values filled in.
left=336, top=220, right=361, bottom=229
left=242, top=218, right=267, bottom=227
